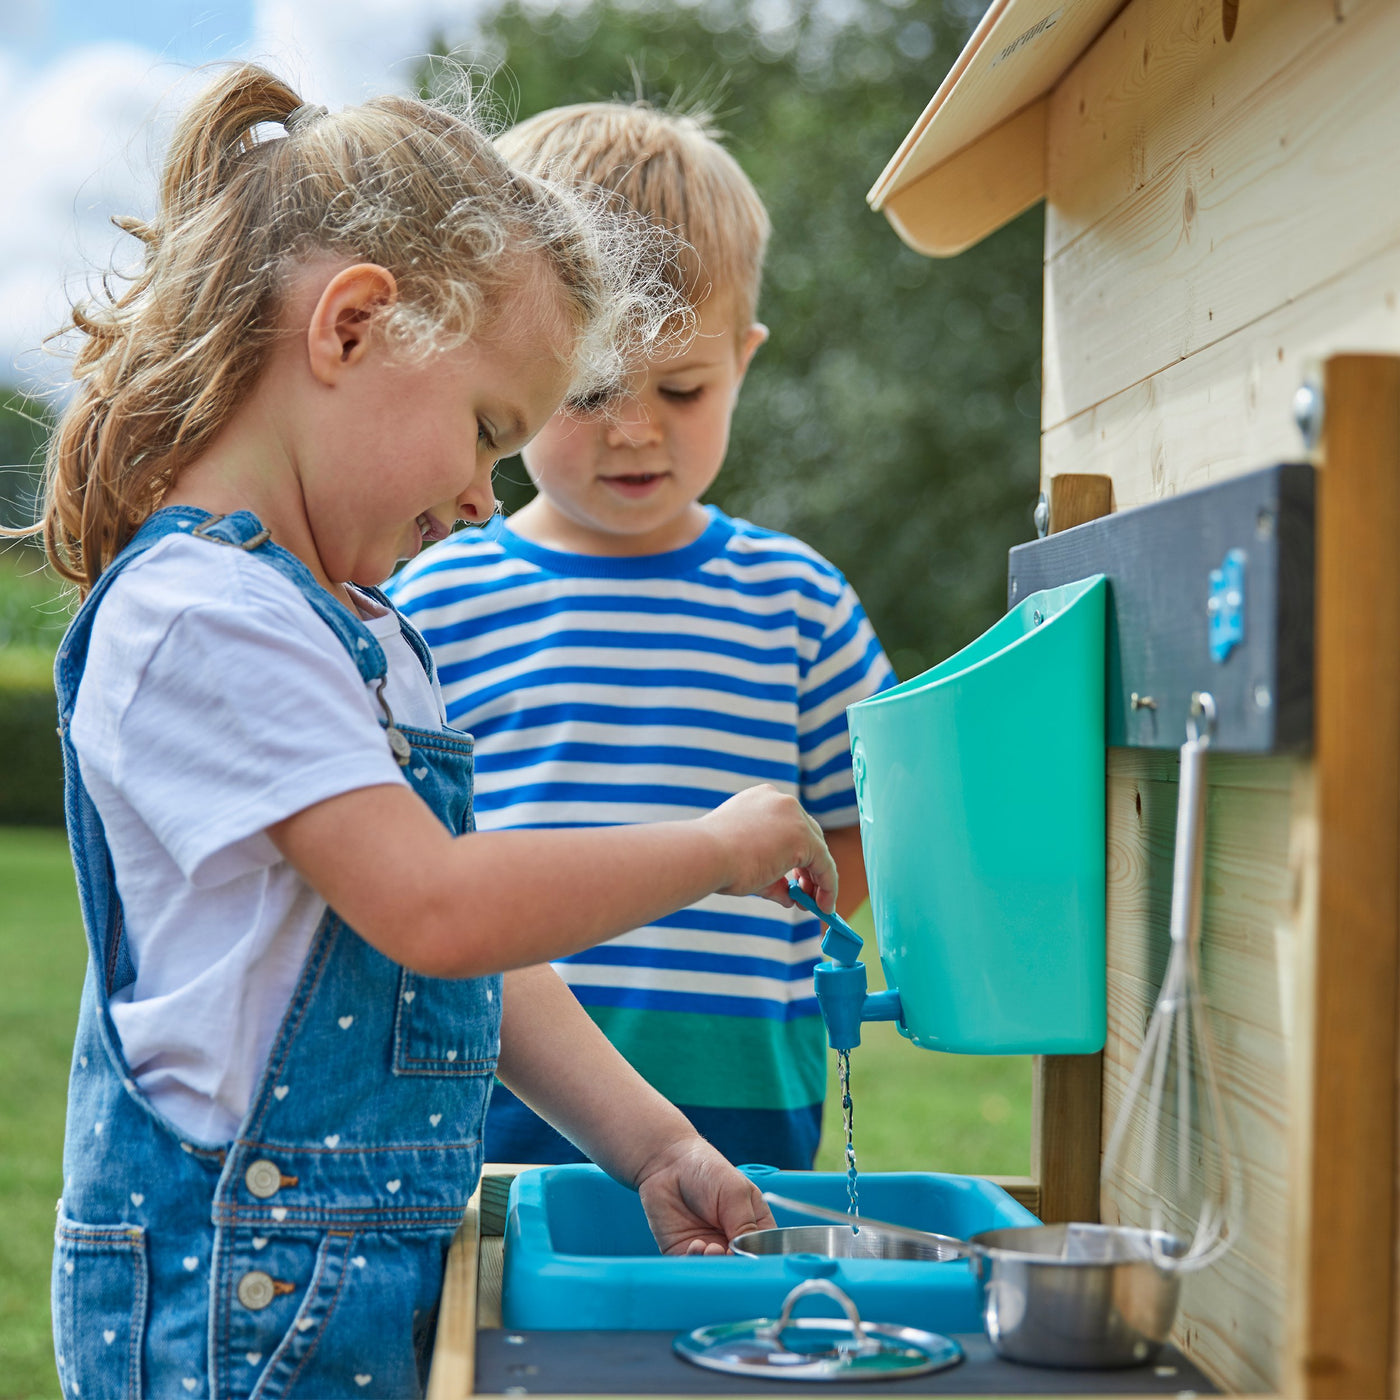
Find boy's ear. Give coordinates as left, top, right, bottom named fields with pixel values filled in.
left=734, top=323, right=769, bottom=391
left=306, top=263, right=399, bottom=386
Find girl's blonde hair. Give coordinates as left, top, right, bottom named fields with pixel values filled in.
left=27, top=64, right=685, bottom=592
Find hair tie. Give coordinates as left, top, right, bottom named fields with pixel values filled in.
left=284, top=103, right=328, bottom=133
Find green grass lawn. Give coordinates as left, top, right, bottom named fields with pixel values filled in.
left=0, top=829, right=1029, bottom=1397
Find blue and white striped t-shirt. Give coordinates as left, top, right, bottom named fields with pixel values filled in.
left=386, top=506, right=895, bottom=1168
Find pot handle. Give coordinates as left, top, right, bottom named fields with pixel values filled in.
left=761, top=1191, right=975, bottom=1256
left=759, top=1278, right=873, bottom=1351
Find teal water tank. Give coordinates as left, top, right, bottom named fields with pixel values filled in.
left=847, top=574, right=1106, bottom=1054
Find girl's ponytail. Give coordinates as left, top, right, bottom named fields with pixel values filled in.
left=23, top=62, right=685, bottom=593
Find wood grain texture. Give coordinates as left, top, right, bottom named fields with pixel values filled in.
left=426, top=1188, right=482, bottom=1400
left=1041, top=240, right=1400, bottom=506
left=882, top=98, right=1047, bottom=257
left=1101, top=748, right=1306, bottom=1394
left=1045, top=0, right=1361, bottom=260
left=1047, top=472, right=1114, bottom=533
left=1025, top=472, right=1112, bottom=1227
left=987, top=1175, right=1043, bottom=1216
left=1044, top=0, right=1400, bottom=428
left=1294, top=355, right=1400, bottom=1399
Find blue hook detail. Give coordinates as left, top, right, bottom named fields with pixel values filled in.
left=1208, top=548, right=1246, bottom=663
left=789, top=880, right=903, bottom=1051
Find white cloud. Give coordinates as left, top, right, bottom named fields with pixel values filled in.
left=0, top=0, right=493, bottom=391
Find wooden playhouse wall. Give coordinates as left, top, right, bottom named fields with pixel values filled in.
left=1041, top=0, right=1400, bottom=1393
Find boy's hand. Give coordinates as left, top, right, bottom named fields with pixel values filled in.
left=635, top=1136, right=776, bottom=1256
left=700, top=784, right=838, bottom=912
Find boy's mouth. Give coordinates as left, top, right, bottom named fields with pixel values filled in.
left=602, top=472, right=668, bottom=497
left=416, top=512, right=451, bottom=543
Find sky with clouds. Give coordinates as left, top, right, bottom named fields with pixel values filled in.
left=0, top=0, right=489, bottom=391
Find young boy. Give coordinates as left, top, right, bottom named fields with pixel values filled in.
left=387, top=102, right=894, bottom=1170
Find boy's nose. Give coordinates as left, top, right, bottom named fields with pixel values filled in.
left=604, top=403, right=662, bottom=450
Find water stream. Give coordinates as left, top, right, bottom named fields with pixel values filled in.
left=837, top=1048, right=859, bottom=1230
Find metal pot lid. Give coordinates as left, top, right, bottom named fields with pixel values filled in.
left=673, top=1279, right=963, bottom=1383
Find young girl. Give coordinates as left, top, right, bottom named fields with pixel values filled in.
left=32, top=65, right=837, bottom=1399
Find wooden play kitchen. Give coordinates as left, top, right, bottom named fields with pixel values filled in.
left=427, top=0, right=1400, bottom=1394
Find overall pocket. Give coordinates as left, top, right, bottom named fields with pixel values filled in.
left=53, top=1216, right=148, bottom=1400
left=391, top=970, right=501, bottom=1078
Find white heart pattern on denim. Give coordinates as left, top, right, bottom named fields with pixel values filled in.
left=355, top=1377, right=372, bottom=1388
left=429, top=1114, right=442, bottom=1127
left=338, top=1016, right=354, bottom=1029
left=324, top=1135, right=340, bottom=1148
left=386, top=1180, right=401, bottom=1194
left=246, top=1352, right=262, bottom=1365
left=273, top=1085, right=289, bottom=1100
left=130, top=1193, right=144, bottom=1206
left=183, top=1257, right=199, bottom=1271
left=103, top=1330, right=115, bottom=1345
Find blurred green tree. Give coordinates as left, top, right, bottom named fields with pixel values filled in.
left=0, top=391, right=51, bottom=534
left=428, top=0, right=1043, bottom=676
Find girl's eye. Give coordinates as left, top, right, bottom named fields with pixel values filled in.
left=567, top=389, right=614, bottom=416
left=478, top=421, right=497, bottom=450
left=660, top=386, right=703, bottom=403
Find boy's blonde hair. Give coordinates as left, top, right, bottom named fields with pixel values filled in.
left=29, top=65, right=685, bottom=592
left=498, top=102, right=770, bottom=334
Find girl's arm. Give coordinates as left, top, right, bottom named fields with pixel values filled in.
left=268, top=780, right=836, bottom=979
left=496, top=962, right=774, bottom=1254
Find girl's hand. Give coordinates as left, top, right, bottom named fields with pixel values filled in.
left=635, top=1136, right=776, bottom=1256
left=699, top=784, right=838, bottom=912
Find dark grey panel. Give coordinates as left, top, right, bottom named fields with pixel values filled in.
left=475, top=1329, right=1217, bottom=1394
left=1007, top=464, right=1315, bottom=753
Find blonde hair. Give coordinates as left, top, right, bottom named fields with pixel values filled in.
left=24, top=64, right=686, bottom=592
left=497, top=102, right=770, bottom=334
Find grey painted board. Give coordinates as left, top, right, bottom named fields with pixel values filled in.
left=1007, top=464, right=1315, bottom=753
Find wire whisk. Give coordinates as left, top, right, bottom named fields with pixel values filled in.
left=1100, top=692, right=1242, bottom=1271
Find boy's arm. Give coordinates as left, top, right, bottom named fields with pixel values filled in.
left=825, top=825, right=868, bottom=918
left=496, top=963, right=774, bottom=1254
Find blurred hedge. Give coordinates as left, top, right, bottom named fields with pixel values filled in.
left=0, top=647, right=62, bottom=827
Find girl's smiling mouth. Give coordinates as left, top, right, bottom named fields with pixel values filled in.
left=417, top=511, right=452, bottom=542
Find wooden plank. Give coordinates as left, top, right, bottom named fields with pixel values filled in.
left=870, top=0, right=1126, bottom=207
left=1046, top=0, right=1362, bottom=260
left=1031, top=1052, right=1103, bottom=1222
left=1010, top=464, right=1316, bottom=752
left=881, top=98, right=1047, bottom=258
left=426, top=1187, right=483, bottom=1400
left=1041, top=241, right=1400, bottom=507
left=1101, top=746, right=1307, bottom=1393
left=1024, top=463, right=1113, bottom=1228
left=477, top=1236, right=505, bottom=1332
left=1043, top=0, right=1400, bottom=428
left=1047, top=472, right=1114, bottom=533
left=986, top=1175, right=1042, bottom=1216
left=1292, top=354, right=1400, bottom=1399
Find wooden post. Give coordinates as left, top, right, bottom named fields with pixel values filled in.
left=1291, top=355, right=1400, bottom=1399
left=1029, top=472, right=1112, bottom=1223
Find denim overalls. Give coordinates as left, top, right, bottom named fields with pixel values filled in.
left=52, top=508, right=502, bottom=1400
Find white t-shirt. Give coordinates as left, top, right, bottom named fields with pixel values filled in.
left=71, top=533, right=446, bottom=1144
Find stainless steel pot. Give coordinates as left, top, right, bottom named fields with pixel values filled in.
left=760, top=1194, right=1186, bottom=1369
left=730, top=1224, right=964, bottom=1262
left=970, top=1223, right=1185, bottom=1369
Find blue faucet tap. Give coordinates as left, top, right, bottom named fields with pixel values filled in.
left=789, top=880, right=904, bottom=1051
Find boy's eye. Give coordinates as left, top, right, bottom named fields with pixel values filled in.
left=478, top=421, right=497, bottom=450
left=660, top=385, right=704, bottom=403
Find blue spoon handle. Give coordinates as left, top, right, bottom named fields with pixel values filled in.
left=787, top=879, right=864, bottom=964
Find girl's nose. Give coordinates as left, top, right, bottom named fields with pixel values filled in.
left=604, top=401, right=662, bottom=450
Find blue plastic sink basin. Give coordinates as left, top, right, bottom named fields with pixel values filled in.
left=501, top=1164, right=1039, bottom=1332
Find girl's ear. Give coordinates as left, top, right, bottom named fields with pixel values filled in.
left=306, top=263, right=399, bottom=385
